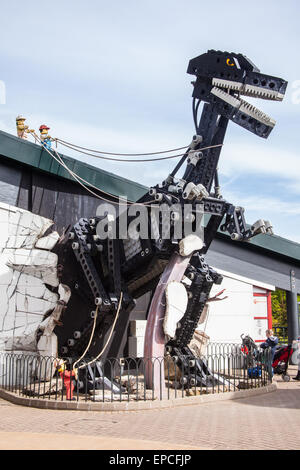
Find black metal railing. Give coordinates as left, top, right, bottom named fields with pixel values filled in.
left=0, top=345, right=272, bottom=403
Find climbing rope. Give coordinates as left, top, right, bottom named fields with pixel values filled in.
left=77, top=291, right=123, bottom=370
left=52, top=147, right=138, bottom=205
left=73, top=305, right=99, bottom=371
left=32, top=131, right=156, bottom=207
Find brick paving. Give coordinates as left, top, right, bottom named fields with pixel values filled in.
left=0, top=367, right=299, bottom=450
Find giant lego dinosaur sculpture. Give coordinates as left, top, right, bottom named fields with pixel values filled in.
left=6, top=50, right=285, bottom=393
left=48, top=50, right=287, bottom=392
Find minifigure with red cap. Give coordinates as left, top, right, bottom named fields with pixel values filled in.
left=39, top=124, right=54, bottom=150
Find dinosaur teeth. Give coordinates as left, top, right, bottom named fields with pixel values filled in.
left=211, top=87, right=240, bottom=108
left=211, top=86, right=275, bottom=127
left=212, top=77, right=284, bottom=101
left=212, top=78, right=243, bottom=92
left=243, top=84, right=284, bottom=101
left=239, top=99, right=276, bottom=126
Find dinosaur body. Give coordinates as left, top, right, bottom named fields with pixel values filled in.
left=51, top=51, right=287, bottom=389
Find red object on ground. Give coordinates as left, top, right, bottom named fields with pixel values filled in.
left=272, top=347, right=293, bottom=368
left=59, top=370, right=75, bottom=400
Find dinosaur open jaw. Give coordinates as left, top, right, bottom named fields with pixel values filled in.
left=211, top=74, right=288, bottom=130
left=211, top=86, right=276, bottom=129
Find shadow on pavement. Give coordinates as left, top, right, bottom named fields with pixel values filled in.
left=235, top=380, right=300, bottom=410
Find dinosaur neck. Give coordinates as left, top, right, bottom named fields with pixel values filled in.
left=184, top=102, right=229, bottom=193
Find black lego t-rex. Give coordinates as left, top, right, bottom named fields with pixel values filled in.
left=53, top=50, right=287, bottom=387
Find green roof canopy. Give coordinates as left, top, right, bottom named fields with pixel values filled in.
left=0, top=130, right=147, bottom=202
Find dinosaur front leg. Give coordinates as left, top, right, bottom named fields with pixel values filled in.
left=144, top=252, right=191, bottom=394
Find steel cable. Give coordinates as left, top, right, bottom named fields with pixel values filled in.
left=57, top=139, right=223, bottom=162
left=56, top=138, right=189, bottom=156
left=31, top=132, right=223, bottom=209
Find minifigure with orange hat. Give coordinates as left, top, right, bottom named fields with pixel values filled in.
left=16, top=115, right=34, bottom=139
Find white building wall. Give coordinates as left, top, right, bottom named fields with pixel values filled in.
left=127, top=267, right=276, bottom=356
left=202, top=268, right=275, bottom=344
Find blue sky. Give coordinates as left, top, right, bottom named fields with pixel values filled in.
left=0, top=0, right=300, bottom=242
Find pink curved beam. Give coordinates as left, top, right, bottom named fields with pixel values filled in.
left=144, top=252, right=191, bottom=397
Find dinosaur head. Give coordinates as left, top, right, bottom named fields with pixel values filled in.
left=187, top=50, right=287, bottom=138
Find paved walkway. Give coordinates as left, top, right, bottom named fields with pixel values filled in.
left=0, top=367, right=299, bottom=450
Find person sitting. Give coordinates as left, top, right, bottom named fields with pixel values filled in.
left=260, top=329, right=279, bottom=361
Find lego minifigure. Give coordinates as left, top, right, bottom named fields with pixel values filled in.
left=39, top=124, right=54, bottom=150
left=16, top=115, right=33, bottom=139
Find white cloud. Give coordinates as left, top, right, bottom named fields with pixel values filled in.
left=223, top=188, right=300, bottom=243
left=220, top=140, right=300, bottom=190
left=225, top=190, right=300, bottom=216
